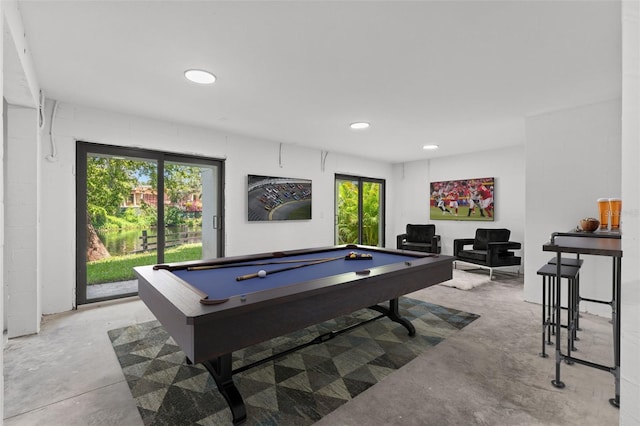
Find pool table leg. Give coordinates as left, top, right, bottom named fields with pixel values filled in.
left=369, top=298, right=416, bottom=336
left=202, top=354, right=247, bottom=425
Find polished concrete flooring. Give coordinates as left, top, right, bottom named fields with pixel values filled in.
left=86, top=279, right=138, bottom=300
left=4, top=271, right=619, bottom=425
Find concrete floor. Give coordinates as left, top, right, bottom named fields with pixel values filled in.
left=4, top=271, right=619, bottom=425
left=86, top=280, right=138, bottom=300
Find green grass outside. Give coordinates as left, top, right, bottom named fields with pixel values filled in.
left=429, top=206, right=494, bottom=221
left=87, top=243, right=202, bottom=285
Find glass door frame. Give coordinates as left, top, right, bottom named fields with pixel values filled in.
left=334, top=174, right=386, bottom=247
left=75, top=141, right=225, bottom=305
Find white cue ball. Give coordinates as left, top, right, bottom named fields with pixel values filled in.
left=258, top=269, right=267, bottom=278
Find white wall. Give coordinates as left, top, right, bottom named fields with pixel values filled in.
left=2, top=0, right=43, bottom=346
left=1, top=7, right=5, bottom=421
left=620, top=0, right=640, bottom=422
left=5, top=105, right=40, bottom=337
left=392, top=145, right=525, bottom=260
left=38, top=101, right=395, bottom=315
left=524, top=99, right=622, bottom=316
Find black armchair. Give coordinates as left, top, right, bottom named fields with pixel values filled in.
left=397, top=224, right=441, bottom=254
left=453, top=228, right=521, bottom=279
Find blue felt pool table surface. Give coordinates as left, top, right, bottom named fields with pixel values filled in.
left=171, top=248, right=418, bottom=300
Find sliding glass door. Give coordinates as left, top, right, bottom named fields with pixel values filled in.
left=76, top=142, right=224, bottom=304
left=335, top=174, right=385, bottom=246
left=163, top=158, right=222, bottom=262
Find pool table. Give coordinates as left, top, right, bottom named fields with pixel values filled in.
left=135, top=244, right=453, bottom=424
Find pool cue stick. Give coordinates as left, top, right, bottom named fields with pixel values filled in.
left=155, top=256, right=337, bottom=271
left=236, top=255, right=345, bottom=281
left=187, top=257, right=340, bottom=271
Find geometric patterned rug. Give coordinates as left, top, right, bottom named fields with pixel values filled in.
left=108, top=298, right=479, bottom=425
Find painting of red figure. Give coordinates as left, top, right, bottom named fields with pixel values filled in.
left=430, top=177, right=494, bottom=221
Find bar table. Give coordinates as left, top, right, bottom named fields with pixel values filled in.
left=542, top=229, right=622, bottom=407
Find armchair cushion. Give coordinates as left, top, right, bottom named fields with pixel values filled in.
left=454, top=228, right=521, bottom=271
left=472, top=228, right=511, bottom=250
left=397, top=224, right=441, bottom=254
left=406, top=224, right=435, bottom=243
left=457, top=249, right=487, bottom=262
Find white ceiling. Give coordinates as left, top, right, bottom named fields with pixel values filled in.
left=15, top=1, right=621, bottom=163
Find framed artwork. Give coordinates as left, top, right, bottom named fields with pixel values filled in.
left=429, top=177, right=494, bottom=221
left=247, top=174, right=312, bottom=221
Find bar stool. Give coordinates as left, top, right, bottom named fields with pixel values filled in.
left=548, top=257, right=584, bottom=332
left=537, top=263, right=580, bottom=358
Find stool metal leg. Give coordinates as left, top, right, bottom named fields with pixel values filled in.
left=575, top=269, right=582, bottom=333
left=550, top=277, right=556, bottom=336
left=552, top=254, right=565, bottom=389
left=546, top=276, right=554, bottom=345
left=574, top=276, right=579, bottom=341
left=540, top=275, right=548, bottom=358
left=565, top=276, right=576, bottom=363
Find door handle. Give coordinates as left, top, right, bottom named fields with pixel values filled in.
left=213, top=216, right=224, bottom=230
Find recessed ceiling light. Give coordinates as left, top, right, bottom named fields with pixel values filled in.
left=350, top=122, right=370, bottom=130
left=184, top=69, right=216, bottom=84
left=423, top=144, right=439, bottom=150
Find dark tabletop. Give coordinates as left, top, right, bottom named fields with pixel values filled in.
left=543, top=234, right=622, bottom=257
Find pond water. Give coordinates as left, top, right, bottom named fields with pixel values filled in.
left=97, top=226, right=201, bottom=256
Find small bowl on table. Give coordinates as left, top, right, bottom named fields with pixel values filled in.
left=579, top=218, right=600, bottom=232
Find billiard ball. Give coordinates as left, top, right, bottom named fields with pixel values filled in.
left=258, top=269, right=267, bottom=278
